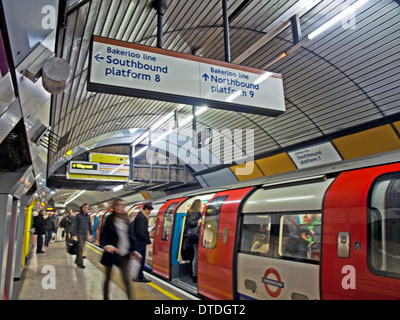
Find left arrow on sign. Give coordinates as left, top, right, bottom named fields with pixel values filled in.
left=94, top=54, right=104, bottom=62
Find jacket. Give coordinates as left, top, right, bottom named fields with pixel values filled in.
left=130, top=210, right=151, bottom=246
left=44, top=217, right=55, bottom=231
left=186, top=211, right=202, bottom=239
left=100, top=213, right=136, bottom=266
left=33, top=215, right=45, bottom=235
left=72, top=212, right=92, bottom=236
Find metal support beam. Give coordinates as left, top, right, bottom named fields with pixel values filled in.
left=152, top=0, right=167, bottom=49
left=221, top=0, right=231, bottom=63
left=290, top=14, right=302, bottom=44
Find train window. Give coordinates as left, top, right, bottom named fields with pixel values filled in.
left=239, top=214, right=271, bottom=256
left=202, top=195, right=228, bottom=249
left=161, top=202, right=179, bottom=241
left=368, top=173, right=400, bottom=279
left=279, top=213, right=322, bottom=262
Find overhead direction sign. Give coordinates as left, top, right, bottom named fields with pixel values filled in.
left=88, top=36, right=285, bottom=116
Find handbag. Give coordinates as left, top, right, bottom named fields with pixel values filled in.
left=187, top=225, right=200, bottom=239
left=67, top=240, right=78, bottom=255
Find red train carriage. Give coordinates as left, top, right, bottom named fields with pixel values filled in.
left=127, top=150, right=400, bottom=299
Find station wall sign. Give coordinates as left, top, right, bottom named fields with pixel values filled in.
left=288, top=141, right=342, bottom=169
left=88, top=36, right=285, bottom=116
left=69, top=161, right=129, bottom=177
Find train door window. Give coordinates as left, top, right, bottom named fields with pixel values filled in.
left=368, top=172, right=400, bottom=279
left=161, top=202, right=179, bottom=241
left=239, top=214, right=271, bottom=256
left=279, top=213, right=322, bottom=262
left=202, top=195, right=228, bottom=249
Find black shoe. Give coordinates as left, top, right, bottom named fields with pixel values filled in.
left=135, top=277, right=151, bottom=283
left=36, top=251, right=45, bottom=254
left=192, top=276, right=197, bottom=283
left=77, top=264, right=86, bottom=269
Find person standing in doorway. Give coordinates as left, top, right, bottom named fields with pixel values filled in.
left=186, top=199, right=203, bottom=283
left=72, top=203, right=93, bottom=268
left=130, top=204, right=153, bottom=282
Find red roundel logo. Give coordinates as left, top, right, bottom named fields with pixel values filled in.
left=262, top=268, right=284, bottom=298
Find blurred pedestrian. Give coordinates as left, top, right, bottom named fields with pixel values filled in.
left=72, top=203, right=93, bottom=268
left=130, top=203, right=153, bottom=282
left=100, top=198, right=137, bottom=300
left=33, top=210, right=46, bottom=253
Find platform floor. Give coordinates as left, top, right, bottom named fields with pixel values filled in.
left=12, top=239, right=197, bottom=300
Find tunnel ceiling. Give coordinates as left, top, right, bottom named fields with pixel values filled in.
left=49, top=0, right=400, bottom=179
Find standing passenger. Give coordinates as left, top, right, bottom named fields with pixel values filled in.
left=100, top=198, right=137, bottom=300
left=44, top=212, right=55, bottom=247
left=33, top=210, right=46, bottom=254
left=130, top=204, right=153, bottom=282
left=72, top=203, right=93, bottom=268
left=186, top=199, right=203, bottom=283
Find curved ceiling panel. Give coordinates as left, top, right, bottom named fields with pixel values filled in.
left=48, top=0, right=400, bottom=179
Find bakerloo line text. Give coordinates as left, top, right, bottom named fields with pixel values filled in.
left=104, top=55, right=168, bottom=80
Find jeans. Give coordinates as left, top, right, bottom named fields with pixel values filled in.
left=45, top=230, right=52, bottom=246
left=136, top=244, right=147, bottom=280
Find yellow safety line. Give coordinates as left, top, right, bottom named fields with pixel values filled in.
left=84, top=243, right=181, bottom=300
left=85, top=243, right=103, bottom=255
left=148, top=283, right=181, bottom=300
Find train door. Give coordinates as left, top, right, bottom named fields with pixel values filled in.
left=169, top=194, right=216, bottom=291
left=152, top=198, right=186, bottom=279
left=197, top=187, right=254, bottom=300
left=322, top=163, right=400, bottom=299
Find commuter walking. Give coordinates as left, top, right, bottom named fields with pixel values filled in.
left=33, top=210, right=46, bottom=254
left=186, top=199, right=203, bottom=283
left=72, top=203, right=93, bottom=268
left=100, top=198, right=137, bottom=300
left=130, top=204, right=153, bottom=282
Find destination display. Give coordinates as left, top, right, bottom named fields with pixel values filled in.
left=88, top=36, right=285, bottom=116
left=69, top=161, right=129, bottom=177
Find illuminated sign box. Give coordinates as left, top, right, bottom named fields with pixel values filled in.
left=88, top=36, right=285, bottom=116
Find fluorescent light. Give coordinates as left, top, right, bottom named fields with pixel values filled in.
left=132, top=145, right=148, bottom=158
left=308, top=0, right=369, bottom=40
left=64, top=189, right=86, bottom=206
left=151, top=128, right=174, bottom=145
left=226, top=90, right=242, bottom=102
left=112, top=184, right=124, bottom=192
left=254, top=72, right=273, bottom=85
left=195, top=106, right=208, bottom=116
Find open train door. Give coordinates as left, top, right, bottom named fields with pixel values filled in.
left=152, top=197, right=187, bottom=279
left=198, top=187, right=254, bottom=300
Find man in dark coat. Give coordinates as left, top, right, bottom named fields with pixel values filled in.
left=72, top=203, right=93, bottom=268
left=33, top=210, right=46, bottom=253
left=130, top=204, right=153, bottom=282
